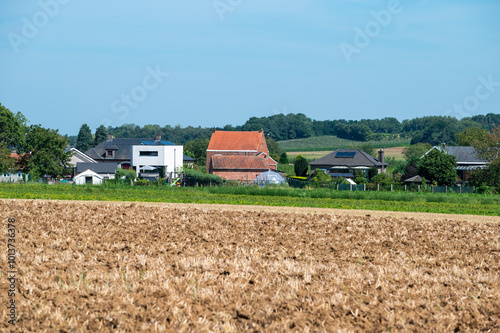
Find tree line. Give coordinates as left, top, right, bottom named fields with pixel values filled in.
left=0, top=103, right=71, bottom=178
left=70, top=112, right=500, bottom=147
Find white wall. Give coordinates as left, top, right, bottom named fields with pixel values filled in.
left=131, top=145, right=184, bottom=173
left=74, top=169, right=104, bottom=185
left=0, top=173, right=24, bottom=183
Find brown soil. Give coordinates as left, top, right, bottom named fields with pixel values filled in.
left=1, top=199, right=499, bottom=332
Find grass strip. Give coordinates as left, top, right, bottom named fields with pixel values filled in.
left=0, top=183, right=499, bottom=216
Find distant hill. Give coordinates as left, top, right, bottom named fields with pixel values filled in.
left=69, top=112, right=499, bottom=147
left=278, top=136, right=410, bottom=152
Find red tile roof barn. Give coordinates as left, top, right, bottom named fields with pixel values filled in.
left=207, top=130, right=267, bottom=152
left=211, top=155, right=269, bottom=170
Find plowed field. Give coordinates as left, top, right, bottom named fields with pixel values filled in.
left=1, top=199, right=499, bottom=332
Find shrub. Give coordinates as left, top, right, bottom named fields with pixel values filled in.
left=279, top=152, right=288, bottom=164
left=184, top=168, right=223, bottom=186
left=354, top=176, right=367, bottom=184
left=116, top=168, right=136, bottom=182
left=371, top=172, right=393, bottom=184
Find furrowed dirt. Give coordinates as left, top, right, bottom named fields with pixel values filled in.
left=1, top=199, right=499, bottom=332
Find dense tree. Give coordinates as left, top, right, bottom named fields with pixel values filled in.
left=409, top=117, right=462, bottom=146
left=0, top=103, right=24, bottom=148
left=184, top=138, right=210, bottom=166
left=94, top=125, right=108, bottom=147
left=401, top=155, right=422, bottom=181
left=474, top=126, right=500, bottom=162
left=21, top=125, right=71, bottom=179
left=294, top=154, right=309, bottom=177
left=241, top=113, right=313, bottom=141
left=468, top=113, right=500, bottom=131
left=62, top=112, right=500, bottom=149
left=353, top=142, right=375, bottom=157
left=455, top=127, right=488, bottom=146
left=419, top=149, right=457, bottom=186
left=0, top=143, right=15, bottom=173
left=469, top=126, right=500, bottom=189
left=76, top=124, right=93, bottom=152
left=265, top=137, right=283, bottom=161
left=403, top=143, right=432, bottom=160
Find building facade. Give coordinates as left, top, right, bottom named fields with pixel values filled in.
left=206, top=130, right=277, bottom=181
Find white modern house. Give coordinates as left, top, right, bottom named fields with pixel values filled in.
left=131, top=139, right=183, bottom=181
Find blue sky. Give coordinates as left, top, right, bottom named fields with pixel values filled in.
left=1, top=0, right=499, bottom=136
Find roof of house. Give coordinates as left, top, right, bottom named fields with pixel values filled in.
left=404, top=175, right=431, bottom=183
left=85, top=138, right=177, bottom=161
left=74, top=169, right=104, bottom=179
left=207, top=130, right=266, bottom=152
left=65, top=147, right=97, bottom=164
left=183, top=154, right=195, bottom=162
left=211, top=155, right=270, bottom=170
left=427, top=146, right=488, bottom=164
left=76, top=162, right=118, bottom=174
left=9, top=153, right=20, bottom=160
left=309, top=149, right=387, bottom=168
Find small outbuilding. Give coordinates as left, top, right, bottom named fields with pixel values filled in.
left=74, top=169, right=104, bottom=185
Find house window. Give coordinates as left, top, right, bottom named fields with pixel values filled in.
left=106, top=150, right=114, bottom=158
left=139, top=151, right=158, bottom=156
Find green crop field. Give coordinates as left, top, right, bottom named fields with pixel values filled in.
left=278, top=136, right=410, bottom=151
left=1, top=183, right=499, bottom=216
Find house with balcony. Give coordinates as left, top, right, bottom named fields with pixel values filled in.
left=131, top=139, right=183, bottom=181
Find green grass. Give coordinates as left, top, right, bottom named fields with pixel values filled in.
left=0, top=183, right=499, bottom=216
left=278, top=136, right=410, bottom=152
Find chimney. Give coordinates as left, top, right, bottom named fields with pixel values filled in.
left=155, top=134, right=161, bottom=141
left=108, top=134, right=113, bottom=141
left=259, top=129, right=264, bottom=134
left=441, top=143, right=446, bottom=151
left=378, top=149, right=385, bottom=173
left=212, top=129, right=216, bottom=134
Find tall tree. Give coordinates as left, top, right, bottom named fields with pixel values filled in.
left=403, top=143, right=432, bottom=160
left=0, top=103, right=24, bottom=148
left=279, top=152, right=288, bottom=164
left=419, top=149, right=457, bottom=186
left=21, top=125, right=72, bottom=179
left=455, top=127, right=488, bottom=146
left=294, top=154, right=309, bottom=177
left=184, top=138, right=210, bottom=166
left=94, top=125, right=108, bottom=147
left=0, top=143, right=15, bottom=174
left=469, top=126, right=500, bottom=188
left=265, top=137, right=283, bottom=161
left=76, top=124, right=93, bottom=152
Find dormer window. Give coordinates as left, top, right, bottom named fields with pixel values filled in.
left=106, top=150, right=114, bottom=158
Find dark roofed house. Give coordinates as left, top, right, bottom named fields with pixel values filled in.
left=424, top=145, right=489, bottom=182
left=309, top=149, right=388, bottom=179
left=207, top=130, right=277, bottom=181
left=85, top=135, right=147, bottom=169
left=85, top=134, right=190, bottom=170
